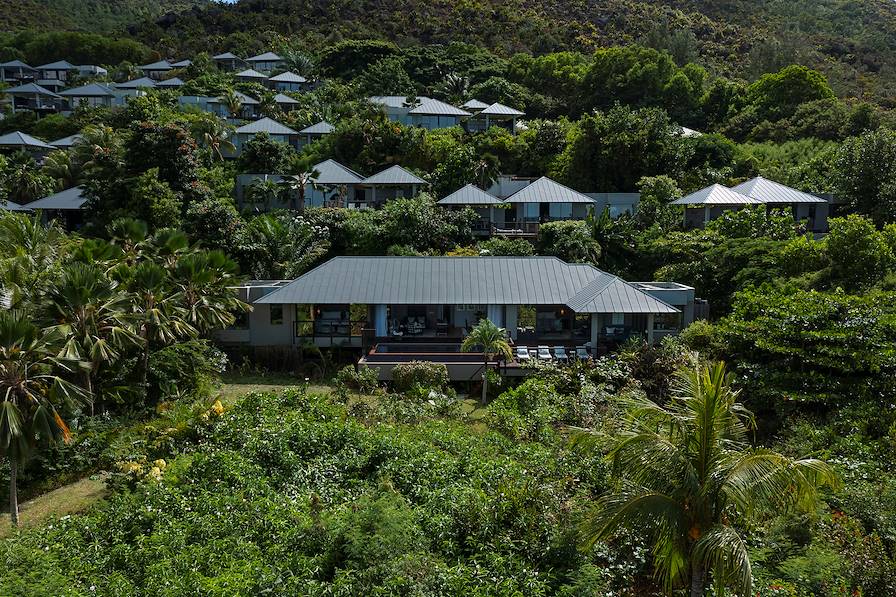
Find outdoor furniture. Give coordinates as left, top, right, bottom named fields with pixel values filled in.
left=516, top=346, right=530, bottom=362
left=553, top=346, right=568, bottom=362
left=537, top=346, right=552, bottom=361
left=576, top=346, right=590, bottom=360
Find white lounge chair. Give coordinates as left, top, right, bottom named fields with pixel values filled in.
left=516, top=346, right=531, bottom=362
left=537, top=345, right=552, bottom=361
left=576, top=346, right=590, bottom=360
left=553, top=346, right=568, bottom=362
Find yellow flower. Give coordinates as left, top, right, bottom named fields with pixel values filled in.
left=153, top=459, right=167, bottom=469
left=211, top=400, right=225, bottom=415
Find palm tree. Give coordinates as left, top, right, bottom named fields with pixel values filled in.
left=471, top=153, right=501, bottom=190
left=586, top=206, right=635, bottom=273
left=278, top=165, right=320, bottom=211
left=6, top=152, right=54, bottom=204
left=246, top=177, right=282, bottom=212
left=190, top=115, right=235, bottom=161
left=461, top=318, right=513, bottom=405
left=44, top=263, right=141, bottom=415
left=172, top=250, right=248, bottom=333
left=221, top=89, right=243, bottom=119
left=0, top=310, right=86, bottom=526
left=73, top=125, right=124, bottom=177
left=41, top=150, right=78, bottom=190
left=281, top=49, right=316, bottom=78
left=0, top=212, right=66, bottom=310
left=580, top=362, right=837, bottom=597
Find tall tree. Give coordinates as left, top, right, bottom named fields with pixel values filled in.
left=461, top=318, right=512, bottom=405
left=580, top=362, right=837, bottom=596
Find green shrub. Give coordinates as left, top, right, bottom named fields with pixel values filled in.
left=148, top=340, right=228, bottom=403
left=391, top=361, right=450, bottom=394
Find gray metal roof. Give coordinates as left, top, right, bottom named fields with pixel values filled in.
left=1, top=199, right=29, bottom=212
left=247, top=52, right=282, bottom=62
left=0, top=60, right=34, bottom=69
left=369, top=95, right=420, bottom=109
left=157, top=77, right=185, bottom=87
left=255, top=256, right=677, bottom=314
left=671, top=184, right=761, bottom=206
left=409, top=98, right=470, bottom=116
left=115, top=77, right=157, bottom=89
left=362, top=165, right=427, bottom=186
left=36, top=79, right=65, bottom=88
left=37, top=60, right=75, bottom=70
left=299, top=120, right=335, bottom=134
left=270, top=71, right=307, bottom=83
left=235, top=117, right=298, bottom=135
left=439, top=184, right=503, bottom=206
left=4, top=83, right=61, bottom=97
left=59, top=83, right=116, bottom=97
left=50, top=134, right=83, bottom=148
left=27, top=186, right=86, bottom=210
left=213, top=52, right=240, bottom=60
left=311, top=159, right=365, bottom=185
left=274, top=93, right=300, bottom=104
left=170, top=59, right=192, bottom=68
left=506, top=177, right=593, bottom=204
left=0, top=131, right=54, bottom=150
left=732, top=176, right=827, bottom=204
left=479, top=102, right=525, bottom=117
left=235, top=68, right=268, bottom=79
left=461, top=99, right=490, bottom=110
left=141, top=60, right=172, bottom=70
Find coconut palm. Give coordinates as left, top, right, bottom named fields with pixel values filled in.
left=461, top=318, right=512, bottom=405
left=44, top=262, right=141, bottom=415
left=221, top=89, right=243, bottom=119
left=580, top=362, right=837, bottom=596
left=190, top=115, right=235, bottom=161
left=281, top=49, right=316, bottom=78
left=172, top=250, right=248, bottom=333
left=0, top=310, right=86, bottom=526
left=41, top=150, right=79, bottom=190
left=73, top=125, right=124, bottom=176
left=278, top=163, right=320, bottom=211
left=5, top=152, right=54, bottom=204
left=0, top=212, right=67, bottom=310
left=246, top=176, right=282, bottom=212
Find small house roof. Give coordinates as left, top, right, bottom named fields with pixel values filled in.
left=732, top=176, right=827, bottom=204
left=140, top=60, right=172, bottom=70
left=115, top=77, right=157, bottom=89
left=235, top=68, right=268, bottom=79
left=505, top=176, right=593, bottom=204
left=273, top=93, right=300, bottom=104
left=461, top=98, right=490, bottom=110
left=170, top=59, right=192, bottom=68
left=0, top=60, right=34, bottom=69
left=156, top=77, right=185, bottom=87
left=3, top=83, right=61, bottom=97
left=0, top=131, right=54, bottom=150
left=299, top=120, right=335, bottom=135
left=311, top=159, right=365, bottom=185
left=36, top=60, right=76, bottom=70
left=1, top=199, right=29, bottom=212
left=246, top=52, right=282, bottom=62
left=269, top=71, right=307, bottom=83
left=671, top=184, right=760, bottom=206
left=235, top=117, right=299, bottom=135
left=408, top=98, right=470, bottom=116
left=362, top=165, right=427, bottom=186
left=49, top=134, right=83, bottom=148
left=27, top=186, right=87, bottom=210
left=438, top=184, right=502, bottom=206
left=213, top=52, right=240, bottom=60
left=59, top=83, right=116, bottom=97
left=479, top=102, right=525, bottom=116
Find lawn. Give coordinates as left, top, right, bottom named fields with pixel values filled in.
left=0, top=475, right=107, bottom=539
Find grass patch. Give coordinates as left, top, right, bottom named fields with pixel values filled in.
left=0, top=475, right=107, bottom=539
left=215, top=372, right=321, bottom=405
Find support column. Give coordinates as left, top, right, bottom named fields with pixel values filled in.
left=486, top=304, right=504, bottom=328
left=703, top=206, right=711, bottom=224
left=373, top=304, right=388, bottom=337
left=647, top=313, right=655, bottom=345
left=505, top=305, right=518, bottom=340
left=590, top=314, right=600, bottom=354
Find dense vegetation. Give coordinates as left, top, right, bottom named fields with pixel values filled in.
left=0, top=0, right=205, bottom=35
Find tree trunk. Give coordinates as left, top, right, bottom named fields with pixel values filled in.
left=691, top=561, right=705, bottom=597
left=84, top=369, right=94, bottom=416
left=140, top=337, right=150, bottom=396
left=9, top=458, right=18, bottom=527
left=480, top=359, right=488, bottom=405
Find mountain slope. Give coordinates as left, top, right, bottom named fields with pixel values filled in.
left=0, top=0, right=207, bottom=34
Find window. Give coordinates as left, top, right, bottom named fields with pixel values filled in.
left=270, top=304, right=284, bottom=325
left=611, top=313, right=625, bottom=326
left=548, top=203, right=572, bottom=219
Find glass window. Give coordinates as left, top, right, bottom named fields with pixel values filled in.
left=522, top=203, right=539, bottom=221
left=548, top=203, right=572, bottom=219
left=611, top=313, right=625, bottom=326
left=270, top=304, right=284, bottom=325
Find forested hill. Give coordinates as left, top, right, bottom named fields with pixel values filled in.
left=127, top=0, right=896, bottom=102
left=0, top=0, right=206, bottom=33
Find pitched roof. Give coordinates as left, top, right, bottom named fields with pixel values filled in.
left=311, top=159, right=365, bottom=185
left=211, top=90, right=259, bottom=105
left=0, top=131, right=54, bottom=150
left=235, top=117, right=298, bottom=135
left=408, top=98, right=470, bottom=116
left=732, top=176, right=827, bottom=204
left=479, top=102, right=525, bottom=116
left=438, top=184, right=503, bottom=206
left=299, top=120, right=335, bottom=134
left=369, top=95, right=428, bottom=109
left=59, top=83, right=116, bottom=97
left=273, top=93, right=300, bottom=104
left=27, top=186, right=86, bottom=210
left=141, top=60, right=172, bottom=70
left=506, top=177, right=593, bottom=204
left=269, top=71, right=307, bottom=83
left=50, top=134, right=83, bottom=148
left=246, top=52, right=282, bottom=62
left=157, top=77, right=185, bottom=87
left=0, top=60, right=34, bottom=69
left=4, top=83, right=61, bottom=97
left=362, top=165, right=427, bottom=186
left=170, top=59, right=192, bottom=68
left=671, top=184, right=760, bottom=206
left=0, top=199, right=29, bottom=212
left=235, top=68, right=268, bottom=79
left=255, top=256, right=678, bottom=314
left=36, top=60, right=76, bottom=70
left=36, top=79, right=65, bottom=88
left=461, top=98, right=490, bottom=110
left=213, top=52, right=240, bottom=60
left=115, top=77, right=157, bottom=89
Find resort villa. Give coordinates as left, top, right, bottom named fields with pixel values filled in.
left=216, top=256, right=699, bottom=380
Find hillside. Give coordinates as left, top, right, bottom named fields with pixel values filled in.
left=127, top=0, right=896, bottom=102
left=0, top=0, right=207, bottom=34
